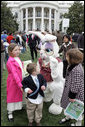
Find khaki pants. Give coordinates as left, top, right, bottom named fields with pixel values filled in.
left=23, top=92, right=26, bottom=105
left=25, top=99, right=43, bottom=123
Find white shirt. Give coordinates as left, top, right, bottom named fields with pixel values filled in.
left=25, top=75, right=43, bottom=104
left=14, top=57, right=25, bottom=79
left=32, top=34, right=35, bottom=40
left=17, top=34, right=22, bottom=45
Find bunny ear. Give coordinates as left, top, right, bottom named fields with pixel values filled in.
left=28, top=31, right=57, bottom=43
left=43, top=34, right=57, bottom=42
left=28, top=31, right=45, bottom=42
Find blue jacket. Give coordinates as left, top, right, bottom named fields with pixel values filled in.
left=1, top=34, right=8, bottom=42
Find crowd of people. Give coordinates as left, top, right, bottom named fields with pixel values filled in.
left=1, top=29, right=84, bottom=126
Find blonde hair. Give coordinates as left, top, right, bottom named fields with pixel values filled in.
left=66, top=48, right=83, bottom=64
left=8, top=43, right=18, bottom=56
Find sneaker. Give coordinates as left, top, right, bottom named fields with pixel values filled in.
left=71, top=123, right=75, bottom=126
left=7, top=113, right=14, bottom=122
left=59, top=117, right=71, bottom=124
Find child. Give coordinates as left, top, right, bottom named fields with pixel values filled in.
left=22, top=63, right=47, bottom=126
left=59, top=34, right=75, bottom=78
left=6, top=43, right=24, bottom=122
left=59, top=48, right=84, bottom=126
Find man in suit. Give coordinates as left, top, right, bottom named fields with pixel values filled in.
left=28, top=34, right=38, bottom=61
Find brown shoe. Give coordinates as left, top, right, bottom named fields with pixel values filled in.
left=36, top=122, right=41, bottom=126
left=28, top=122, right=33, bottom=126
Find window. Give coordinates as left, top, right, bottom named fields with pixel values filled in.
left=30, top=23, right=32, bottom=31
left=23, top=9, right=26, bottom=18
left=51, top=11, right=54, bottom=18
left=44, top=11, right=48, bottom=17
left=23, top=20, right=26, bottom=31
left=36, top=11, right=41, bottom=17
left=45, top=23, right=48, bottom=31
left=28, top=8, right=33, bottom=17
left=51, top=23, right=54, bottom=32
left=36, top=21, right=40, bottom=30
left=28, top=11, right=33, bottom=17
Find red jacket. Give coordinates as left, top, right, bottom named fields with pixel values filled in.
left=38, top=58, right=53, bottom=82
left=38, top=57, right=62, bottom=82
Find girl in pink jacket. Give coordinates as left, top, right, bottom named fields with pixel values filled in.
left=6, top=43, right=24, bottom=122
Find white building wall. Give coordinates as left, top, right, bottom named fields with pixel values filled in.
left=6, top=1, right=75, bottom=33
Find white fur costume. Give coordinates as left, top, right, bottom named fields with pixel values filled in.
left=28, top=31, right=65, bottom=115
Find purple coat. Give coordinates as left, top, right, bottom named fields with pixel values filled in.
left=61, top=64, right=84, bottom=109
left=6, top=56, right=23, bottom=103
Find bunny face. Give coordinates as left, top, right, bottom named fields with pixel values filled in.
left=40, top=40, right=59, bottom=62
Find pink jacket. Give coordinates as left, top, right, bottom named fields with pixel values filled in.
left=6, top=56, right=23, bottom=103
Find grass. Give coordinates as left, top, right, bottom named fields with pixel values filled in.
left=1, top=47, right=84, bottom=126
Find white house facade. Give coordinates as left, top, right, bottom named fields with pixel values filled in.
left=6, top=1, right=74, bottom=33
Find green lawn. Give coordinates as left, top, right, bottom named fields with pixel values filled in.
left=1, top=47, right=84, bottom=126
